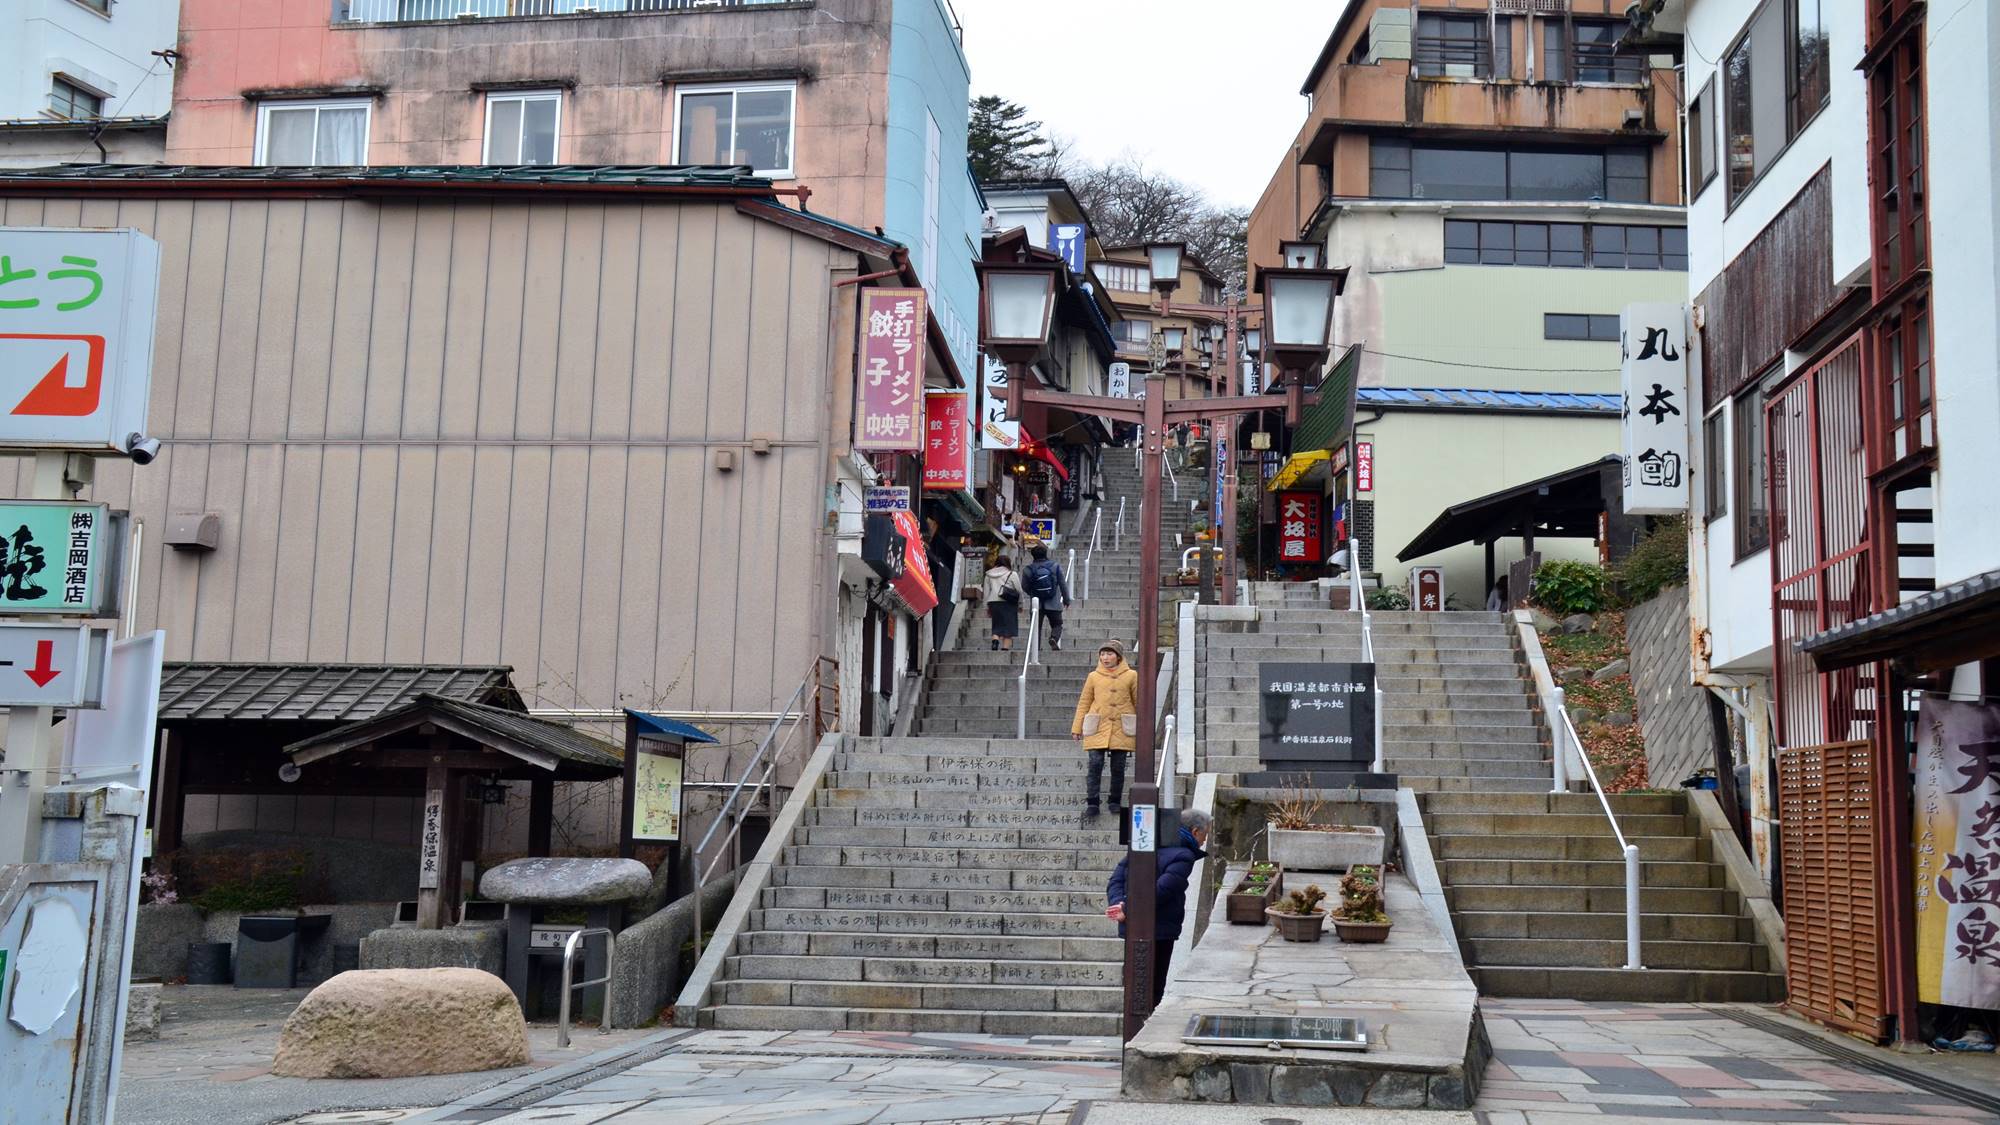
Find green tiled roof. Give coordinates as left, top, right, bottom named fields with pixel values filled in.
left=1292, top=343, right=1362, bottom=454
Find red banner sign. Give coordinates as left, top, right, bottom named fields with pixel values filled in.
left=1278, top=491, right=1322, bottom=563
left=888, top=510, right=938, bottom=616
left=857, top=288, right=927, bottom=451
left=923, top=390, right=970, bottom=491
left=1356, top=441, right=1374, bottom=492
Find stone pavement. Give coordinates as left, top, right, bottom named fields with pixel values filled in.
left=1477, top=999, right=2000, bottom=1122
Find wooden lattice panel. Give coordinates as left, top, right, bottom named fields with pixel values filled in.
left=1779, top=741, right=1888, bottom=1038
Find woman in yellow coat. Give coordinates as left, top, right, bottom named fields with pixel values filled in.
left=1072, top=639, right=1139, bottom=818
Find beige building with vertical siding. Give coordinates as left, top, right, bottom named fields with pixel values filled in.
left=0, top=164, right=956, bottom=853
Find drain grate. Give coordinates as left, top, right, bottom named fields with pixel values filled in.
left=1710, top=1006, right=2000, bottom=1116
left=460, top=1037, right=687, bottom=1113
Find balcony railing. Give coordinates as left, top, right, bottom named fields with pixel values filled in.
left=336, top=0, right=795, bottom=23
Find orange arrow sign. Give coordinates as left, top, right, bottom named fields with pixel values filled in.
left=0, top=333, right=106, bottom=417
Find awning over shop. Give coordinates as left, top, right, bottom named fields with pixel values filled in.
left=1267, top=448, right=1329, bottom=492
left=1397, top=456, right=1622, bottom=562
left=1014, top=425, right=1070, bottom=481
left=1799, top=568, right=2000, bottom=674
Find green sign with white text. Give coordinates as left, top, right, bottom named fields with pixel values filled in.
left=0, top=501, right=111, bottom=615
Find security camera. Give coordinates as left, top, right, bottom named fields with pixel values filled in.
left=124, top=432, right=161, bottom=466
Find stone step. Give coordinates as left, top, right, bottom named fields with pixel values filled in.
left=1456, top=910, right=1751, bottom=943
left=1423, top=792, right=1687, bottom=817
left=835, top=750, right=1091, bottom=774
left=772, top=865, right=1108, bottom=892
left=1425, top=812, right=1689, bottom=837
left=1470, top=966, right=1784, bottom=1004
left=860, top=737, right=1082, bottom=755
left=1466, top=936, right=1768, bottom=972
left=1205, top=722, right=1546, bottom=745
left=713, top=978, right=1122, bottom=1013
left=752, top=906, right=1118, bottom=938
left=1438, top=857, right=1720, bottom=889
left=803, top=807, right=1104, bottom=833
left=817, top=785, right=1091, bottom=811
left=762, top=885, right=1103, bottom=914
left=1205, top=634, right=1514, bottom=649
left=1382, top=758, right=1551, bottom=780
left=823, top=769, right=1096, bottom=792
left=1445, top=884, right=1740, bottom=916
left=795, top=824, right=1117, bottom=849
left=700, top=1003, right=1122, bottom=1035
left=1203, top=670, right=1528, bottom=690
left=1388, top=775, right=1554, bottom=794
left=916, top=718, right=1118, bottom=737
left=1434, top=833, right=1707, bottom=862
left=726, top=953, right=1121, bottom=986
left=739, top=929, right=1123, bottom=962
left=1203, top=704, right=1540, bottom=726
left=784, top=843, right=1126, bottom=871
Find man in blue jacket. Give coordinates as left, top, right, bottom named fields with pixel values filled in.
left=1105, top=809, right=1210, bottom=1007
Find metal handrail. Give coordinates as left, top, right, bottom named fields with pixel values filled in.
left=1067, top=547, right=1077, bottom=605
left=1552, top=687, right=1644, bottom=970
left=556, top=927, right=616, bottom=1047
left=1115, top=497, right=1127, bottom=552
left=1157, top=714, right=1177, bottom=810
left=1015, top=599, right=1043, bottom=738
left=1163, top=447, right=1179, bottom=500
left=690, top=666, right=817, bottom=962
left=1345, top=536, right=1385, bottom=774
left=1084, top=509, right=1102, bottom=600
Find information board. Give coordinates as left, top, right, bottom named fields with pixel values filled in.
left=630, top=740, right=684, bottom=842
left=1257, top=661, right=1376, bottom=770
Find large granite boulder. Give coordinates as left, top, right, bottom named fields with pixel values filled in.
left=270, top=968, right=529, bottom=1078
left=479, top=857, right=652, bottom=905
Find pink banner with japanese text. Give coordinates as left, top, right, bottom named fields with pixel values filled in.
left=1915, top=695, right=2000, bottom=1009
left=924, top=390, right=971, bottom=491
left=857, top=288, right=927, bottom=451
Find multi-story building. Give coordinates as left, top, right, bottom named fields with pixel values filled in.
left=1092, top=243, right=1227, bottom=402
left=0, top=0, right=180, bottom=166
left=164, top=0, right=982, bottom=376
left=1246, top=0, right=1687, bottom=600
left=1664, top=0, right=1994, bottom=1048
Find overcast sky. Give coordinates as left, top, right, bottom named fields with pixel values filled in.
left=951, top=0, right=1348, bottom=210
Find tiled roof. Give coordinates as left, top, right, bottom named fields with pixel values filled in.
left=286, top=693, right=624, bottom=776
left=158, top=663, right=519, bottom=722
left=1358, top=387, right=1623, bottom=414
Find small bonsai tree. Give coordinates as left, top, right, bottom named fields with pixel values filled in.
left=1336, top=869, right=1388, bottom=924
left=1272, top=884, right=1328, bottom=916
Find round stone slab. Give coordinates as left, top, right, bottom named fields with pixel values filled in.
left=478, top=857, right=653, bottom=905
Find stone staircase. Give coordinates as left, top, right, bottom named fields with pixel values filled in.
left=1426, top=790, right=1784, bottom=1002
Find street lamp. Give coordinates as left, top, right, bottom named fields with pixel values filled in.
left=1257, top=266, right=1344, bottom=375
left=977, top=260, right=1061, bottom=365
left=1244, top=327, right=1263, bottom=355
left=1279, top=240, right=1324, bottom=269
left=1146, top=241, right=1186, bottom=294
left=1159, top=325, right=1187, bottom=356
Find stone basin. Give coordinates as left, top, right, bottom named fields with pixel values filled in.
left=478, top=857, right=652, bottom=905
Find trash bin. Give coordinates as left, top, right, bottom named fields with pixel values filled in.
left=187, top=941, right=232, bottom=985
left=234, top=914, right=331, bottom=988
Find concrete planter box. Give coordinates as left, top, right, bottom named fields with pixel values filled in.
left=1266, top=824, right=1386, bottom=872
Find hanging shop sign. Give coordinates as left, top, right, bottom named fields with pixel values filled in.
left=1023, top=517, right=1057, bottom=543
left=864, top=486, right=910, bottom=513
left=1914, top=696, right=2000, bottom=1009
left=1257, top=662, right=1377, bottom=771
left=980, top=354, right=1021, bottom=450
left=887, top=510, right=937, bottom=617
left=1277, top=491, right=1321, bottom=563
left=1619, top=302, right=1690, bottom=514
left=1051, top=223, right=1088, bottom=275
left=1213, top=437, right=1228, bottom=524
left=856, top=288, right=927, bottom=451
left=0, top=501, right=115, bottom=615
left=1107, top=361, right=1131, bottom=399
left=1355, top=442, right=1373, bottom=492
left=0, top=228, right=160, bottom=453
left=923, top=391, right=971, bottom=491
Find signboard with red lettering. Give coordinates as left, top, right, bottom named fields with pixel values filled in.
left=857, top=288, right=927, bottom=451
left=923, top=390, right=970, bottom=491
left=1278, top=491, right=1321, bottom=563
left=888, top=510, right=938, bottom=617
left=1411, top=566, right=1444, bottom=613
left=1355, top=441, right=1373, bottom=492
left=0, top=228, right=159, bottom=452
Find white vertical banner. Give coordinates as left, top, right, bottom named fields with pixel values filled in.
left=1107, top=361, right=1131, bottom=399
left=980, top=353, right=1020, bottom=450
left=1620, top=303, right=1691, bottom=514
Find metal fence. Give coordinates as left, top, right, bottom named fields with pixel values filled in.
left=337, top=0, right=792, bottom=22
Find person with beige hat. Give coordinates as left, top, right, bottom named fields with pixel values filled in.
left=1071, top=638, right=1139, bottom=818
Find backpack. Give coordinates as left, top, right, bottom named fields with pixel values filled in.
left=1025, top=561, right=1058, bottom=600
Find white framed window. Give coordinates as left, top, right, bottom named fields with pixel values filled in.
left=255, top=98, right=371, bottom=167
left=48, top=77, right=104, bottom=120
left=673, top=82, right=796, bottom=177
left=483, top=90, right=561, bottom=166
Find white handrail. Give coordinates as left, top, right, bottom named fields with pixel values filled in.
left=1179, top=545, right=1222, bottom=572
left=1551, top=687, right=1644, bottom=970
left=1157, top=714, right=1177, bottom=810
left=1067, top=547, right=1077, bottom=606
left=1015, top=598, right=1042, bottom=739
left=1345, top=536, right=1384, bottom=775
left=1115, top=497, right=1127, bottom=552
left=1084, top=510, right=1102, bottom=600
left=1163, top=447, right=1179, bottom=500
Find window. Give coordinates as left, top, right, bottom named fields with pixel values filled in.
left=1544, top=313, right=1621, bottom=342
left=1414, top=14, right=1492, bottom=78
left=1688, top=77, right=1718, bottom=197
left=1445, top=221, right=1685, bottom=270
left=1723, top=0, right=1830, bottom=203
left=1573, top=20, right=1646, bottom=83
left=1372, top=139, right=1648, bottom=202
left=482, top=91, right=559, bottom=166
left=47, top=78, right=103, bottom=121
left=75, top=0, right=109, bottom=11
left=675, top=82, right=795, bottom=177
left=1116, top=318, right=1152, bottom=347
left=1095, top=262, right=1149, bottom=292
left=1704, top=409, right=1729, bottom=521
left=255, top=99, right=370, bottom=166
left=1734, top=381, right=1770, bottom=556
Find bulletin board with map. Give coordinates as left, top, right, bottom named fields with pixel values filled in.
left=629, top=739, right=685, bottom=842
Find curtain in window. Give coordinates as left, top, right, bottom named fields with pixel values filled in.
left=316, top=107, right=368, bottom=165
left=264, top=109, right=318, bottom=166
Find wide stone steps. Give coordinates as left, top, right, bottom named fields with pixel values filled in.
left=1427, top=811, right=1689, bottom=836
left=702, top=1003, right=1120, bottom=1035
left=1436, top=832, right=1707, bottom=862
left=716, top=977, right=1121, bottom=1013
left=740, top=929, right=1121, bottom=961
left=1465, top=937, right=1767, bottom=972
left=772, top=864, right=1106, bottom=891
left=1446, top=883, right=1740, bottom=915
left=1456, top=910, right=1751, bottom=943
left=1439, top=857, right=1719, bottom=889
left=760, top=886, right=1105, bottom=914
left=1472, top=966, right=1783, bottom=1004
left=727, top=953, right=1121, bottom=986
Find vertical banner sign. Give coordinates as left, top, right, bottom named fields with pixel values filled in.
left=1411, top=566, right=1444, bottom=612
left=1051, top=223, right=1087, bottom=275
left=857, top=288, right=927, bottom=451
left=923, top=390, right=971, bottom=491
left=980, top=353, right=1021, bottom=450
left=1620, top=302, right=1690, bottom=514
left=1355, top=441, right=1374, bottom=492
left=1914, top=696, right=2000, bottom=1008
left=1107, top=361, right=1131, bottom=399
left=419, top=791, right=444, bottom=890
left=1213, top=437, right=1228, bottom=527
left=1278, top=491, right=1321, bottom=563
left=1058, top=446, right=1084, bottom=509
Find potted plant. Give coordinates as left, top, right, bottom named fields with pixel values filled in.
left=1225, top=860, right=1284, bottom=924
left=1332, top=865, right=1392, bottom=943
left=1266, top=785, right=1388, bottom=872
left=1265, top=884, right=1329, bottom=942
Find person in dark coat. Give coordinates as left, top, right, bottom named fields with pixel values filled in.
left=1105, top=809, right=1210, bottom=1007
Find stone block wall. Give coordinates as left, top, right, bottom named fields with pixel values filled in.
left=1627, top=587, right=1714, bottom=788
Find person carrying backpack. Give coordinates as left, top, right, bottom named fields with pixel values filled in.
left=1023, top=544, right=1072, bottom=650
left=982, top=555, right=1023, bottom=651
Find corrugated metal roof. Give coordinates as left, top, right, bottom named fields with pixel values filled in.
left=1292, top=344, right=1363, bottom=454
left=1358, top=387, right=1623, bottom=414
left=628, top=709, right=719, bottom=744
left=0, top=163, right=773, bottom=188
left=158, top=663, right=518, bottom=722
left=1799, top=568, right=2000, bottom=672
